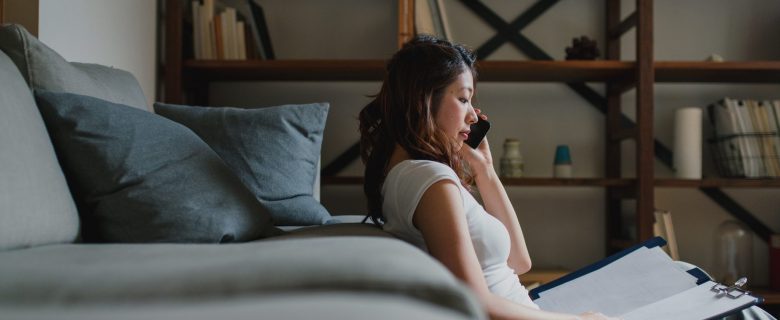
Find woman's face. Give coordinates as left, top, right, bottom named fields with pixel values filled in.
left=434, top=70, right=477, bottom=148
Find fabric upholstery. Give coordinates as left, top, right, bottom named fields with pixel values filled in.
left=34, top=90, right=279, bottom=243
left=0, top=24, right=148, bottom=111
left=0, top=237, right=483, bottom=319
left=0, top=293, right=479, bottom=320
left=0, top=50, right=79, bottom=250
left=154, top=102, right=334, bottom=226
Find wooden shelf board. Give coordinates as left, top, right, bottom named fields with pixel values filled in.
left=182, top=60, right=780, bottom=83
left=476, top=60, right=633, bottom=82
left=655, top=178, right=780, bottom=188
left=183, top=59, right=387, bottom=81
left=655, top=61, right=780, bottom=83
left=182, top=59, right=638, bottom=83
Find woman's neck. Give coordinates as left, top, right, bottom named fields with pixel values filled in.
left=386, top=144, right=411, bottom=175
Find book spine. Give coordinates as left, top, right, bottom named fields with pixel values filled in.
left=203, top=0, right=215, bottom=59
left=214, top=12, right=224, bottom=60
left=192, top=1, right=201, bottom=59
left=250, top=1, right=274, bottom=59
left=231, top=8, right=239, bottom=59
left=772, top=234, right=780, bottom=290
left=436, top=0, right=452, bottom=41
left=237, top=21, right=246, bottom=60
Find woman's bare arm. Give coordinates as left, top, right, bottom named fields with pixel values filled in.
left=413, top=180, right=609, bottom=320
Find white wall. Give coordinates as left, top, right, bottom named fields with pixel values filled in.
left=38, top=0, right=157, bottom=109
left=211, top=0, right=780, bottom=285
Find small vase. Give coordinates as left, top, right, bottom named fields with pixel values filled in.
left=500, top=139, right=524, bottom=178
left=713, top=220, right=753, bottom=285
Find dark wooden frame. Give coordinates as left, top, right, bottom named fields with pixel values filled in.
left=163, top=0, right=777, bottom=246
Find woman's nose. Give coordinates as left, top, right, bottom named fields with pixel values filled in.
left=466, top=108, right=478, bottom=124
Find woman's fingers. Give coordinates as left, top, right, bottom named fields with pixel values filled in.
left=474, top=108, right=488, bottom=120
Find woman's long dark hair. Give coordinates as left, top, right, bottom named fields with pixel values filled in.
left=359, top=35, right=477, bottom=225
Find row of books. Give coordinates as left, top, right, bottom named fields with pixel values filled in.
left=707, top=98, right=780, bottom=178
left=415, top=0, right=452, bottom=41
left=191, top=0, right=274, bottom=60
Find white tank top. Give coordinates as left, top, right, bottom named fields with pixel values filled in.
left=381, top=160, right=539, bottom=309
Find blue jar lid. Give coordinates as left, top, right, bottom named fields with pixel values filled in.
left=554, top=145, right=572, bottom=164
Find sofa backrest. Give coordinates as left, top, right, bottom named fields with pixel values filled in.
left=0, top=49, right=80, bottom=250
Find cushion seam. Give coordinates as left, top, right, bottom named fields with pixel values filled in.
left=13, top=26, right=35, bottom=86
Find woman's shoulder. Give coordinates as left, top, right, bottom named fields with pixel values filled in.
left=389, top=159, right=458, bottom=179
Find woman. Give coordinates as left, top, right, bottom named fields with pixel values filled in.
left=358, top=34, right=616, bottom=320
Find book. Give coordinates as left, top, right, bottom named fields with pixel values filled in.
left=771, top=100, right=780, bottom=176
left=214, top=12, right=224, bottom=59
left=772, top=234, right=780, bottom=290
left=757, top=101, right=780, bottom=176
left=708, top=99, right=742, bottom=175
left=653, top=209, right=679, bottom=260
left=721, top=98, right=751, bottom=176
left=530, top=237, right=762, bottom=319
left=414, top=0, right=436, bottom=36
left=237, top=21, right=246, bottom=60
left=203, top=0, right=215, bottom=59
left=746, top=100, right=769, bottom=176
left=191, top=0, right=256, bottom=60
left=414, top=0, right=450, bottom=40
left=435, top=0, right=453, bottom=41
left=247, top=0, right=275, bottom=59
left=427, top=0, right=445, bottom=39
left=730, top=99, right=759, bottom=177
left=192, top=1, right=202, bottom=59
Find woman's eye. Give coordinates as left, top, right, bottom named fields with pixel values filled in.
left=459, top=98, right=469, bottom=104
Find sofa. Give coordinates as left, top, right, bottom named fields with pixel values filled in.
left=0, top=24, right=485, bottom=320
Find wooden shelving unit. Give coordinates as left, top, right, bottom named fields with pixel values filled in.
left=164, top=0, right=778, bottom=306
left=178, top=59, right=780, bottom=84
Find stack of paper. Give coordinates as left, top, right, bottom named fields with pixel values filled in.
left=531, top=238, right=761, bottom=319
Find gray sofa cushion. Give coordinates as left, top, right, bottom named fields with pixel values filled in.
left=0, top=51, right=79, bottom=250
left=154, top=102, right=334, bottom=226
left=0, top=237, right=483, bottom=319
left=0, top=24, right=148, bottom=111
left=0, top=293, right=479, bottom=320
left=34, top=90, right=279, bottom=243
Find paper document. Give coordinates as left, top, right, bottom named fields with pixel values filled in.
left=535, top=247, right=698, bottom=315
left=621, top=281, right=758, bottom=320
left=531, top=238, right=761, bottom=318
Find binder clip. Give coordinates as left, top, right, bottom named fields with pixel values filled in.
left=711, top=277, right=751, bottom=299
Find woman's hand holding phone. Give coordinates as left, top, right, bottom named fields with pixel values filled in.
left=460, top=109, right=494, bottom=176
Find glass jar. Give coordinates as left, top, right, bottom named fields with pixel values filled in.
left=500, top=139, right=524, bottom=178
left=713, top=220, right=753, bottom=285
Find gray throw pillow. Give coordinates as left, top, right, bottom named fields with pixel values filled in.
left=0, top=24, right=148, bottom=111
left=34, top=90, right=280, bottom=243
left=154, top=102, right=335, bottom=226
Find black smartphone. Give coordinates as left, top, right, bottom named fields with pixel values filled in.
left=465, top=117, right=490, bottom=149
